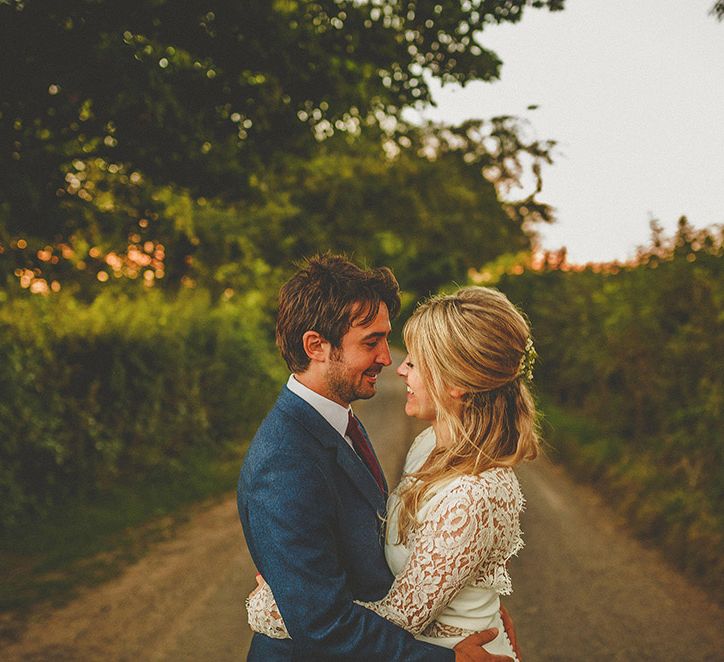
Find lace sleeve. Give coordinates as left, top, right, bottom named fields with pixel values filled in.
left=246, top=582, right=290, bottom=639
left=356, top=477, right=496, bottom=636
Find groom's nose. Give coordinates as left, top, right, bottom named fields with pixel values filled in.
left=376, top=339, right=392, bottom=367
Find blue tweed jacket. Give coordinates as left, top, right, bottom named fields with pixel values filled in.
left=238, top=385, right=453, bottom=661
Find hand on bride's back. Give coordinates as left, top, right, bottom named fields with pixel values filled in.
left=453, top=628, right=514, bottom=662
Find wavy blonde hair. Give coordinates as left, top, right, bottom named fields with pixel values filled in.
left=394, top=286, right=539, bottom=545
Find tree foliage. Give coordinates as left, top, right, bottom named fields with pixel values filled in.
left=495, top=219, right=723, bottom=592
left=497, top=217, right=723, bottom=497
left=1, top=0, right=563, bottom=232
left=179, top=118, right=555, bottom=300
left=501, top=217, right=724, bottom=445
left=1, top=114, right=555, bottom=300
left=712, top=1, right=724, bottom=21
left=1, top=0, right=562, bottom=291
left=0, top=290, right=284, bottom=527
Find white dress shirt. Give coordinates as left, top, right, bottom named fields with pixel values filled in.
left=286, top=374, right=356, bottom=450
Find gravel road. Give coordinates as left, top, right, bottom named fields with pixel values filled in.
left=2, top=350, right=722, bottom=661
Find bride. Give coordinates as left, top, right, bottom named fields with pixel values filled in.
left=247, top=286, right=539, bottom=660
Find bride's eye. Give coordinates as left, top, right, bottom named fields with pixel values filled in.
left=406, top=361, right=414, bottom=369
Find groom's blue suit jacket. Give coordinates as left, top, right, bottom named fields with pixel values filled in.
left=238, top=386, right=453, bottom=661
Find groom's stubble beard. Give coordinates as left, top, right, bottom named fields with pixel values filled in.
left=326, top=347, right=377, bottom=405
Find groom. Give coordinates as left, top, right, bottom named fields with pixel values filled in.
left=238, top=254, right=511, bottom=661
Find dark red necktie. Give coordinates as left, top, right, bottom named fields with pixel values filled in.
left=346, top=411, right=385, bottom=494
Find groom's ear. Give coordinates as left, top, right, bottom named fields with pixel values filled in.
left=302, top=330, right=331, bottom=362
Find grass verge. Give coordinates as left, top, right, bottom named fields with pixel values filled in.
left=540, top=397, right=723, bottom=604
left=0, top=443, right=246, bottom=622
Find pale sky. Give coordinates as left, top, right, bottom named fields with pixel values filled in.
left=405, top=0, right=724, bottom=264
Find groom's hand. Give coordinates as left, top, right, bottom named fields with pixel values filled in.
left=453, top=628, right=514, bottom=662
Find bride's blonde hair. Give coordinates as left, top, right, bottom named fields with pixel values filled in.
left=395, top=286, right=539, bottom=545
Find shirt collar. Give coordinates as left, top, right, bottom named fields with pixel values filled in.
left=287, top=374, right=351, bottom=439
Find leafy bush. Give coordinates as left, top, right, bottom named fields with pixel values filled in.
left=495, top=219, right=723, bottom=595
left=0, top=289, right=284, bottom=528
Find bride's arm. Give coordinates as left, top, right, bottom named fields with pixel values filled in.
left=247, top=478, right=499, bottom=639
left=356, top=478, right=494, bottom=636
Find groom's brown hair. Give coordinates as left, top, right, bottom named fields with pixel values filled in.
left=276, top=253, right=401, bottom=373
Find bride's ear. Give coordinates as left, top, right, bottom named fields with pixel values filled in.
left=448, top=387, right=465, bottom=399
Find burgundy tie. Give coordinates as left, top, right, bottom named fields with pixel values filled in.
left=346, top=411, right=385, bottom=494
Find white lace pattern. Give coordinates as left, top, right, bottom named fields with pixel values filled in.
left=246, top=584, right=289, bottom=639
left=357, top=469, right=524, bottom=635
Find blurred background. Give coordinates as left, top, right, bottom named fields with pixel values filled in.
left=1, top=1, right=722, bottom=659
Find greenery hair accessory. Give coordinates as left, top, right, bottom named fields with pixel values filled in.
left=518, top=337, right=537, bottom=382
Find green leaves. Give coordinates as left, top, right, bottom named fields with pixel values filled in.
left=498, top=218, right=723, bottom=486
left=0, top=0, right=564, bottom=240
left=0, top=290, right=284, bottom=528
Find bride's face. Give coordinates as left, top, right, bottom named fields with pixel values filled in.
left=397, top=354, right=436, bottom=422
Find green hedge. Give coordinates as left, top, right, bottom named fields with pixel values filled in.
left=495, top=220, right=723, bottom=596
left=541, top=401, right=723, bottom=596
left=0, top=290, right=284, bottom=529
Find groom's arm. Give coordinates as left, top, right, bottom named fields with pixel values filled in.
left=241, top=450, right=454, bottom=661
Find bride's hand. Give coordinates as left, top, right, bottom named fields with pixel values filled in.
left=248, top=573, right=281, bottom=620
left=248, top=573, right=263, bottom=598
left=246, top=573, right=288, bottom=638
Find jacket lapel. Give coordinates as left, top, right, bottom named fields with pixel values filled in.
left=277, top=386, right=387, bottom=514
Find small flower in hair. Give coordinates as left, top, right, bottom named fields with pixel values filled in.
left=518, top=337, right=537, bottom=382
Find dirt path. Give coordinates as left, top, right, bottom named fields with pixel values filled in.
left=3, top=350, right=722, bottom=660
left=1, top=495, right=255, bottom=661
left=507, top=460, right=723, bottom=661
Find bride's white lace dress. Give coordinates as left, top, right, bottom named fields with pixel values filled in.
left=247, top=427, right=524, bottom=659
